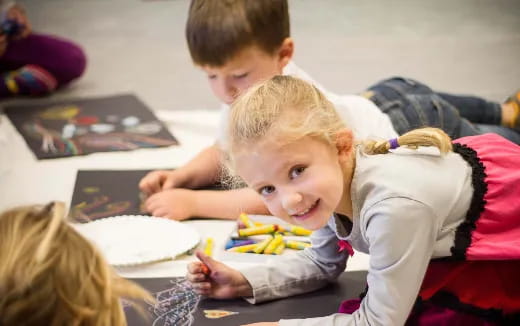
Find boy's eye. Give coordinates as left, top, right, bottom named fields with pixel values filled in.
left=259, top=185, right=275, bottom=196
left=208, top=75, right=217, bottom=80
left=290, top=166, right=306, bottom=179
left=233, top=73, right=248, bottom=79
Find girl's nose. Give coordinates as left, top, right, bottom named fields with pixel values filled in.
left=281, top=190, right=303, bottom=213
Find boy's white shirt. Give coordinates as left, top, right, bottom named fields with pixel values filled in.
left=217, top=61, right=398, bottom=148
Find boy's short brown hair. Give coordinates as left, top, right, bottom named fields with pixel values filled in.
left=186, top=0, right=290, bottom=67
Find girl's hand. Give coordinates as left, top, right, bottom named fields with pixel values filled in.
left=6, top=4, right=31, bottom=39
left=186, top=251, right=253, bottom=299
left=241, top=323, right=279, bottom=326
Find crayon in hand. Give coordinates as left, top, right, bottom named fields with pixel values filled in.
left=200, top=263, right=210, bottom=275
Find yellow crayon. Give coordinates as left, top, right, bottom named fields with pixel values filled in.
left=288, top=225, right=312, bottom=236
left=263, top=234, right=284, bottom=255
left=204, top=238, right=214, bottom=257
left=228, top=243, right=258, bottom=253
left=285, top=240, right=311, bottom=250
left=253, top=221, right=264, bottom=226
left=239, top=212, right=255, bottom=228
left=254, top=235, right=274, bottom=254
left=238, top=224, right=277, bottom=237
left=274, top=241, right=285, bottom=255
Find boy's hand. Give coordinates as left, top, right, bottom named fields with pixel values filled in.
left=186, top=251, right=253, bottom=299
left=144, top=188, right=196, bottom=220
left=139, top=170, right=187, bottom=195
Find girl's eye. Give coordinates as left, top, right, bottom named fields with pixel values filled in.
left=290, top=166, right=306, bottom=179
left=208, top=75, right=217, bottom=80
left=259, top=185, right=275, bottom=196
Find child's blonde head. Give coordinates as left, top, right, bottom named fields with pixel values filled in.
left=0, top=202, right=152, bottom=326
left=225, top=75, right=453, bottom=176
left=226, top=75, right=346, bottom=172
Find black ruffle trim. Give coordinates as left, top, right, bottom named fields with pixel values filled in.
left=414, top=291, right=520, bottom=325
left=450, top=143, right=488, bottom=260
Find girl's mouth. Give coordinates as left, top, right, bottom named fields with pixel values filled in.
left=291, top=199, right=320, bottom=221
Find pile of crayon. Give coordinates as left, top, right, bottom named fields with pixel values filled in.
left=225, top=213, right=312, bottom=255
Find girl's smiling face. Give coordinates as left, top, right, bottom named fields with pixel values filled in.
left=235, top=135, right=350, bottom=230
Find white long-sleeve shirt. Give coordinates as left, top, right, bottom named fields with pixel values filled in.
left=217, top=61, right=398, bottom=148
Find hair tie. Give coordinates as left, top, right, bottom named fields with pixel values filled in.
left=389, top=138, right=400, bottom=149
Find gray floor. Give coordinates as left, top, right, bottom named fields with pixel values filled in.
left=17, top=0, right=520, bottom=112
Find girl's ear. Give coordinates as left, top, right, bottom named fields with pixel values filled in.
left=335, top=129, right=354, bottom=158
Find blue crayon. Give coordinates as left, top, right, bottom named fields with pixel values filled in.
left=225, top=239, right=256, bottom=250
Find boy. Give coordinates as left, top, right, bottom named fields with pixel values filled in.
left=139, top=0, right=520, bottom=221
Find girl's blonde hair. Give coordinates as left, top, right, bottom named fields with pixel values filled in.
left=0, top=202, right=152, bottom=326
left=362, top=127, right=453, bottom=155
left=226, top=75, right=346, bottom=173
left=226, top=75, right=453, bottom=175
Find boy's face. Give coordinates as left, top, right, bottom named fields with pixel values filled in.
left=235, top=135, right=347, bottom=231
left=200, top=44, right=289, bottom=105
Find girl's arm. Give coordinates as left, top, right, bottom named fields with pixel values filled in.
left=277, top=198, right=438, bottom=326
left=239, top=222, right=349, bottom=304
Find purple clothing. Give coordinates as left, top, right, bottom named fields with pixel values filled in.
left=0, top=33, right=86, bottom=94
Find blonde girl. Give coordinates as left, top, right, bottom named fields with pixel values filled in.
left=186, top=75, right=520, bottom=326
left=0, top=202, right=152, bottom=326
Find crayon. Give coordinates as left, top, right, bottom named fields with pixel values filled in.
left=200, top=264, right=210, bottom=275
left=253, top=235, right=274, bottom=254
left=263, top=234, right=284, bottom=255
left=239, top=212, right=255, bottom=228
left=225, top=239, right=256, bottom=250
left=228, top=243, right=258, bottom=253
left=288, top=225, right=312, bottom=236
left=274, top=241, right=285, bottom=255
left=204, top=238, right=214, bottom=257
left=238, top=224, right=277, bottom=237
left=285, top=240, right=311, bottom=250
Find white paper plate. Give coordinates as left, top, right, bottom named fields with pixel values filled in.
left=72, top=215, right=200, bottom=266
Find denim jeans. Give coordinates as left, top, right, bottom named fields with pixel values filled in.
left=365, top=77, right=520, bottom=144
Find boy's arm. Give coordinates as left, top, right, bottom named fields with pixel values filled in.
left=191, top=187, right=270, bottom=219
left=178, top=144, right=223, bottom=189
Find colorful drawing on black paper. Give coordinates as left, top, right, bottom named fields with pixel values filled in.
left=125, top=278, right=201, bottom=326
left=69, top=169, right=226, bottom=223
left=126, top=271, right=368, bottom=326
left=69, top=170, right=150, bottom=222
left=5, top=94, right=178, bottom=159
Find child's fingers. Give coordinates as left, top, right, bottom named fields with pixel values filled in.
left=187, top=261, right=208, bottom=275
left=186, top=271, right=207, bottom=283
left=191, top=281, right=211, bottom=295
left=195, top=250, right=216, bottom=269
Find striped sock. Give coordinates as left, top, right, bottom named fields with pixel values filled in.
left=1, top=64, right=57, bottom=97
